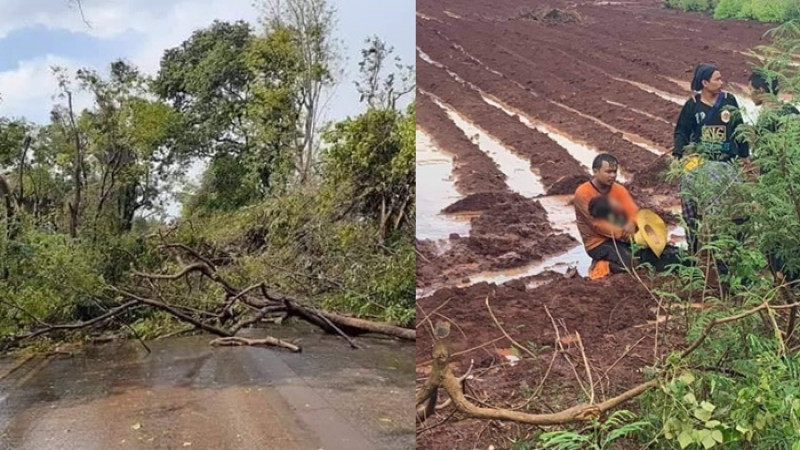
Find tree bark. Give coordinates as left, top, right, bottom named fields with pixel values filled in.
left=66, top=90, right=83, bottom=238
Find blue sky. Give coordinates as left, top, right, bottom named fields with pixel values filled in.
left=0, top=0, right=416, bottom=125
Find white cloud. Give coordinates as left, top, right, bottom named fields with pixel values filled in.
left=127, top=0, right=257, bottom=75
left=0, top=54, right=93, bottom=122
left=0, top=0, right=257, bottom=122
left=0, top=0, right=254, bottom=40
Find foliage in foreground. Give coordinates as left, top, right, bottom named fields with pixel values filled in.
left=510, top=21, right=800, bottom=449
left=664, top=0, right=800, bottom=22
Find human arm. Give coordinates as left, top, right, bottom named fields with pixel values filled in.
left=574, top=189, right=630, bottom=240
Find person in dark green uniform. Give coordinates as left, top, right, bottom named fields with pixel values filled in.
left=673, top=63, right=750, bottom=259
left=674, top=63, right=750, bottom=163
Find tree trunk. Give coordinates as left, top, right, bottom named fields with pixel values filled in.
left=66, top=91, right=82, bottom=238
left=0, top=175, right=15, bottom=223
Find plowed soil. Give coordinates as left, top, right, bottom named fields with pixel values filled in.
left=415, top=0, right=766, bottom=448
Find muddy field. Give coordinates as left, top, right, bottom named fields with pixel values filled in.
left=415, top=0, right=767, bottom=447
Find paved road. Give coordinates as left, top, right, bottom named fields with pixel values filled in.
left=0, top=326, right=414, bottom=450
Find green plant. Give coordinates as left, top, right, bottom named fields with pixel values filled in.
left=714, top=0, right=746, bottom=19
left=632, top=22, right=800, bottom=448
left=680, top=0, right=712, bottom=12
left=533, top=410, right=650, bottom=450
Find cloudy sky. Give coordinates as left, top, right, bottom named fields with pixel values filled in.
left=0, top=0, right=415, bottom=124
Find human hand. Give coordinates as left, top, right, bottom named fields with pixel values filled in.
left=623, top=222, right=636, bottom=236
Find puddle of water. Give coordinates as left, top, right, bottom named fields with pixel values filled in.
left=416, top=129, right=473, bottom=241
left=432, top=98, right=546, bottom=196
left=416, top=12, right=438, bottom=21
left=455, top=196, right=590, bottom=287
left=482, top=95, right=599, bottom=172
left=538, top=195, right=581, bottom=241
left=549, top=99, right=663, bottom=169
left=622, top=133, right=665, bottom=156
left=616, top=78, right=685, bottom=105
left=606, top=99, right=672, bottom=124
left=459, top=244, right=593, bottom=287
left=666, top=76, right=691, bottom=92
left=417, top=49, right=440, bottom=68
left=450, top=43, right=507, bottom=79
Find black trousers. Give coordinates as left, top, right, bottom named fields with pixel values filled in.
left=682, top=197, right=750, bottom=278
left=588, top=240, right=682, bottom=273
left=767, top=252, right=800, bottom=285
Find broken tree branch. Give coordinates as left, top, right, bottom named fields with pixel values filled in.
left=4, top=300, right=138, bottom=346
left=680, top=300, right=800, bottom=358
left=134, top=262, right=237, bottom=295
left=287, top=299, right=415, bottom=341
left=417, top=322, right=451, bottom=422
left=157, top=243, right=217, bottom=269
left=210, top=336, right=301, bottom=353
left=419, top=299, right=800, bottom=426
left=230, top=306, right=287, bottom=334
left=111, top=287, right=233, bottom=338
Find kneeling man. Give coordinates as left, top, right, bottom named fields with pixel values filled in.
left=574, top=153, right=679, bottom=275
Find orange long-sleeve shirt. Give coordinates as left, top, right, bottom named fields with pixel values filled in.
left=573, top=181, right=639, bottom=251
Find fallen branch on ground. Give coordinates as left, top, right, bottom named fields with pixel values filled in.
left=210, top=336, right=301, bottom=353
left=3, top=241, right=414, bottom=352
left=417, top=298, right=800, bottom=426
left=1, top=300, right=139, bottom=350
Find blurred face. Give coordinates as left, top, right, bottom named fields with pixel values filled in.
left=750, top=83, right=766, bottom=106
left=607, top=197, right=622, bottom=212
left=593, top=161, right=617, bottom=187
left=703, top=70, right=724, bottom=94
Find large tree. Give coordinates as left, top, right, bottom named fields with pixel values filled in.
left=154, top=20, right=305, bottom=211
left=259, top=0, right=340, bottom=185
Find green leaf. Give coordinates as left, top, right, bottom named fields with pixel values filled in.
left=711, top=430, right=723, bottom=443
left=678, top=430, right=694, bottom=449
left=694, top=408, right=712, bottom=422
left=679, top=371, right=696, bottom=385
left=683, top=393, right=698, bottom=404
left=700, top=401, right=716, bottom=412
left=704, top=420, right=721, bottom=428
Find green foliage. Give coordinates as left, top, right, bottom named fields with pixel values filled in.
left=0, top=225, right=105, bottom=336
left=669, top=0, right=799, bottom=22
left=130, top=311, right=184, bottom=340
left=0, top=0, right=414, bottom=348
left=682, top=0, right=711, bottom=12
left=178, top=191, right=415, bottom=325
left=631, top=20, right=800, bottom=448
left=321, top=102, right=415, bottom=238
left=154, top=18, right=313, bottom=208
left=643, top=350, right=800, bottom=448
left=713, top=0, right=746, bottom=18
left=519, top=410, right=650, bottom=450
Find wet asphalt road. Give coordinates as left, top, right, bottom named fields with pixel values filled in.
left=0, top=325, right=414, bottom=450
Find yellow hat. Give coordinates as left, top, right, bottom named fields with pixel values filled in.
left=683, top=154, right=704, bottom=172
left=633, top=209, right=667, bottom=257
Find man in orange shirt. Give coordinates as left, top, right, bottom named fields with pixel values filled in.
left=574, top=154, right=677, bottom=274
